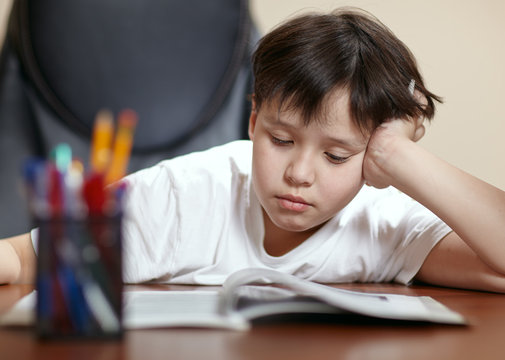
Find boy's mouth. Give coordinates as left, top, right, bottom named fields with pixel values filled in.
left=276, top=195, right=311, bottom=212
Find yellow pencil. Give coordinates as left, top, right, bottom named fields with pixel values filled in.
left=104, top=109, right=137, bottom=185
left=89, top=110, right=114, bottom=174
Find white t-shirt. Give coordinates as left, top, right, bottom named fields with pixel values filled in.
left=117, top=140, right=452, bottom=285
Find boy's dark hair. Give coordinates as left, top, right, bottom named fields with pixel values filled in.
left=252, top=8, right=442, bottom=134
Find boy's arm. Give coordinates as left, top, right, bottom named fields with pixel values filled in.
left=364, top=118, right=505, bottom=292
left=0, top=233, right=36, bottom=285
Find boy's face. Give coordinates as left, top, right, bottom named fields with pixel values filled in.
left=249, top=89, right=368, bottom=234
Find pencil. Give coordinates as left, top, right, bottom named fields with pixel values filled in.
left=104, top=109, right=137, bottom=185
left=89, top=110, right=114, bottom=174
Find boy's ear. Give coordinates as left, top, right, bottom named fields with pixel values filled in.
left=248, top=96, right=257, bottom=140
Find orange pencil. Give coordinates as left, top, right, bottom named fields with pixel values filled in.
left=104, top=109, right=137, bottom=185
left=89, top=110, right=114, bottom=174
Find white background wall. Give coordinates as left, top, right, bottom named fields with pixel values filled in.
left=250, top=0, right=505, bottom=190
left=1, top=0, right=504, bottom=189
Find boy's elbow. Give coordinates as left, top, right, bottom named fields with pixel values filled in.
left=0, top=268, right=21, bottom=285
left=0, top=240, right=22, bottom=285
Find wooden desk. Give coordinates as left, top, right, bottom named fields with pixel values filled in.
left=1, top=283, right=504, bottom=360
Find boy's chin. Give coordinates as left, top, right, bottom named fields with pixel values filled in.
left=271, top=216, right=327, bottom=234
left=261, top=206, right=329, bottom=234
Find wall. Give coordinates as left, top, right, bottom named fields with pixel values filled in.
left=1, top=0, right=504, bottom=188
left=249, top=0, right=505, bottom=189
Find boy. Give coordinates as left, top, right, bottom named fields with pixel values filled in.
left=1, top=8, right=505, bottom=292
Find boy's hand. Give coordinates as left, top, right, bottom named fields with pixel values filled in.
left=0, top=240, right=22, bottom=285
left=363, top=92, right=427, bottom=189
left=0, top=234, right=35, bottom=285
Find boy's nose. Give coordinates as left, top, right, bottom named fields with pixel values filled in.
left=284, top=152, right=315, bottom=186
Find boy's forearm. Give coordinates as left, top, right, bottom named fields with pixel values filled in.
left=386, top=139, right=505, bottom=275
left=0, top=233, right=36, bottom=284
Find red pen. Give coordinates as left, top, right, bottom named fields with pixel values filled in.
left=82, top=173, right=106, bottom=215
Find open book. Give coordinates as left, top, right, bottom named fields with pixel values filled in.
left=0, top=268, right=466, bottom=331
left=124, top=268, right=466, bottom=330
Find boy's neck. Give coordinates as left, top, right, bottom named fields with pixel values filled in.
left=262, top=210, right=324, bottom=257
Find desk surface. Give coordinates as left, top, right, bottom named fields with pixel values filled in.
left=1, top=283, right=504, bottom=360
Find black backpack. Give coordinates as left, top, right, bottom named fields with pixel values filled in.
left=0, top=0, right=258, bottom=237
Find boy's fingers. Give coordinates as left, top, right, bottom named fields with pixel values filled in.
left=413, top=89, right=428, bottom=108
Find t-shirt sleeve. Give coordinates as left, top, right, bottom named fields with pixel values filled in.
left=394, top=222, right=452, bottom=284
left=30, top=227, right=39, bottom=255
left=381, top=196, right=453, bottom=285
left=120, top=141, right=248, bottom=284
left=120, top=164, right=180, bottom=283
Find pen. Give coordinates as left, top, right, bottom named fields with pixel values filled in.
left=23, top=158, right=48, bottom=218
left=51, top=143, right=72, bottom=174
left=48, top=163, right=64, bottom=217
left=89, top=110, right=114, bottom=174
left=82, top=173, right=106, bottom=215
left=104, top=109, right=137, bottom=185
left=64, top=159, right=85, bottom=218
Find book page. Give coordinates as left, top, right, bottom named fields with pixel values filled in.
left=123, top=290, right=248, bottom=330
left=220, top=268, right=466, bottom=325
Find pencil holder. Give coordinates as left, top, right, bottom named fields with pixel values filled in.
left=35, top=213, right=123, bottom=339
left=24, top=111, right=136, bottom=339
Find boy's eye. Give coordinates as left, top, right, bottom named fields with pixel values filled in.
left=271, top=136, right=293, bottom=145
left=325, top=152, right=349, bottom=164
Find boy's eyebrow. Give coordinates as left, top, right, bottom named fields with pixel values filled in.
left=325, top=134, right=367, bottom=150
